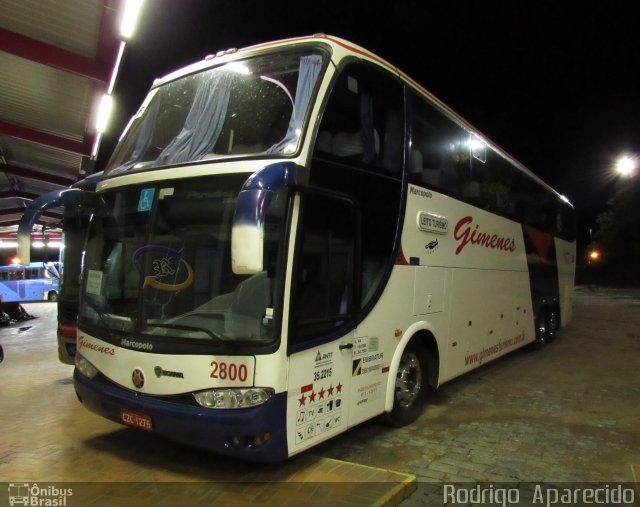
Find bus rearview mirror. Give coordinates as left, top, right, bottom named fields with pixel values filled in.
left=231, top=189, right=269, bottom=275
left=17, top=189, right=97, bottom=265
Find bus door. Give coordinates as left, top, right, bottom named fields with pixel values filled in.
left=286, top=191, right=358, bottom=453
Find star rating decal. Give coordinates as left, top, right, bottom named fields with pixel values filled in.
left=298, top=381, right=344, bottom=408
left=298, top=383, right=344, bottom=403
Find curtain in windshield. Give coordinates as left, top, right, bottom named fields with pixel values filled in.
left=155, top=72, right=234, bottom=165
left=105, top=50, right=325, bottom=176
left=266, top=54, right=323, bottom=154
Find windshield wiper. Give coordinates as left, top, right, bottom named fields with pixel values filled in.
left=143, top=322, right=226, bottom=345
left=80, top=293, right=117, bottom=341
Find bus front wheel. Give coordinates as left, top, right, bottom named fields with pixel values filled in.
left=47, top=291, right=58, bottom=302
left=385, top=340, right=428, bottom=427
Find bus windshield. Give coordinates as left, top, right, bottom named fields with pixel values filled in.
left=105, top=50, right=324, bottom=176
left=78, top=173, right=288, bottom=351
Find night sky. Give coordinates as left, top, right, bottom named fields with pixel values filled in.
left=99, top=0, right=640, bottom=250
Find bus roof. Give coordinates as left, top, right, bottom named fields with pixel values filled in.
left=148, top=35, right=571, bottom=207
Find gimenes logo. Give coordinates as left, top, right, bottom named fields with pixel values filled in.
left=453, top=216, right=516, bottom=255
left=132, top=245, right=194, bottom=291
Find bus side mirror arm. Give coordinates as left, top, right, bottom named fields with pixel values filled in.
left=17, top=188, right=97, bottom=265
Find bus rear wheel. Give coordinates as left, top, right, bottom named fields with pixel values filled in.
left=385, top=341, right=428, bottom=427
left=531, top=308, right=549, bottom=350
left=47, top=291, right=58, bottom=302
left=547, top=306, right=559, bottom=341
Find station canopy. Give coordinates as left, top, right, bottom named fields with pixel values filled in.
left=0, top=0, right=127, bottom=242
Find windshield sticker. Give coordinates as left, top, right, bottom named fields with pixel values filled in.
left=138, top=188, right=155, bottom=212
left=132, top=245, right=194, bottom=291
left=159, top=188, right=174, bottom=200
left=347, top=76, right=358, bottom=94
left=86, top=270, right=103, bottom=295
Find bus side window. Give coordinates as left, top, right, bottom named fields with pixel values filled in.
left=313, top=63, right=403, bottom=175
left=291, top=192, right=357, bottom=344
left=311, top=62, right=403, bottom=313
left=409, top=93, right=469, bottom=198
left=10, top=269, right=24, bottom=280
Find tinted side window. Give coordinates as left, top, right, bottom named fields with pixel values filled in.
left=9, top=269, right=24, bottom=280
left=292, top=192, right=357, bottom=343
left=312, top=62, right=403, bottom=314
left=470, top=149, right=520, bottom=220
left=557, top=202, right=576, bottom=242
left=409, top=93, right=470, bottom=197
left=314, top=63, right=403, bottom=176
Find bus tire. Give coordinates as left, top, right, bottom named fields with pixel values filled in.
left=385, top=340, right=428, bottom=427
left=530, top=308, right=549, bottom=350
left=547, top=305, right=559, bottom=341
left=47, top=291, right=58, bottom=302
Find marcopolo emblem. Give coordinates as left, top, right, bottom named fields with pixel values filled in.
left=132, top=368, right=145, bottom=389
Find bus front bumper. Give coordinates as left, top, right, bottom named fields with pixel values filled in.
left=57, top=333, right=76, bottom=365
left=74, top=369, right=288, bottom=462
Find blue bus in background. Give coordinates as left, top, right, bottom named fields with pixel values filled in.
left=0, top=262, right=60, bottom=303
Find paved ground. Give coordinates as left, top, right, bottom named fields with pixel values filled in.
left=316, top=287, right=640, bottom=504
left=1, top=287, right=639, bottom=506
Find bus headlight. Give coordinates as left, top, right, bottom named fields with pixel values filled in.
left=194, top=388, right=274, bottom=409
left=75, top=352, right=98, bottom=379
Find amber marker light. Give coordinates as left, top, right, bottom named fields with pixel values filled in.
left=588, top=250, right=601, bottom=264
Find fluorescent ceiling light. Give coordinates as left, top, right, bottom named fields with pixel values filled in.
left=96, top=94, right=113, bottom=134
left=121, top=0, right=144, bottom=38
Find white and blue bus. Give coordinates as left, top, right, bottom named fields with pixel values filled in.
left=18, top=173, right=102, bottom=363
left=0, top=262, right=60, bottom=303
left=20, top=35, right=575, bottom=461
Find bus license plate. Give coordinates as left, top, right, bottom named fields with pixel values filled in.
left=120, top=408, right=153, bottom=431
